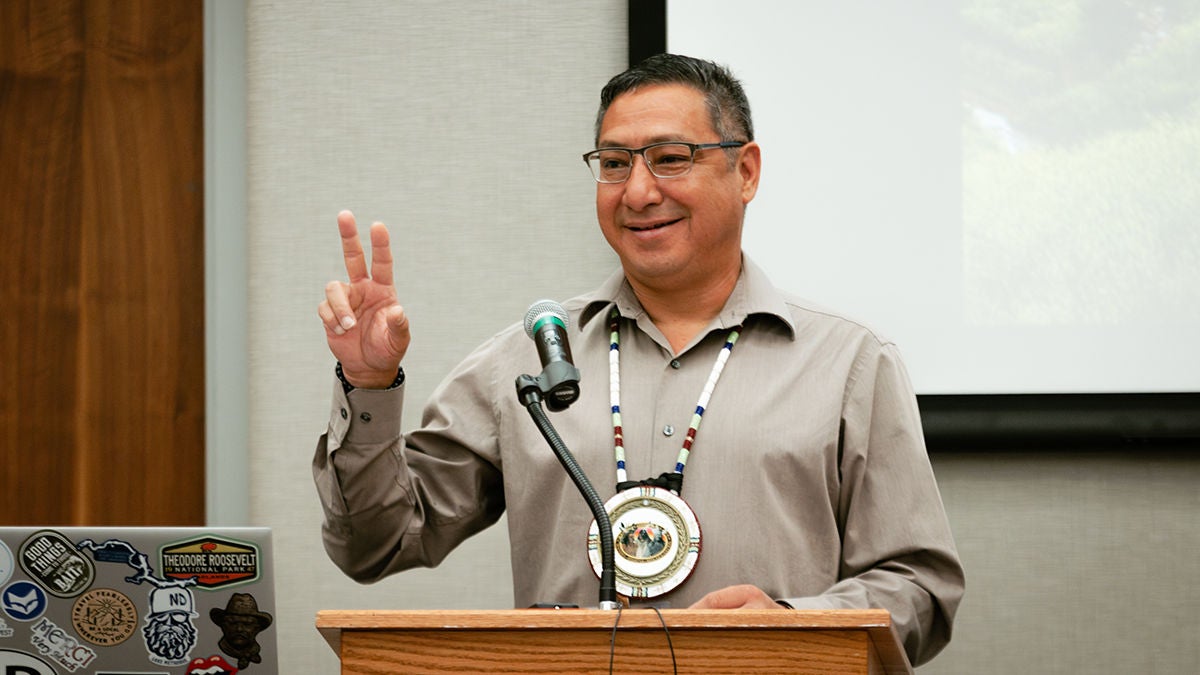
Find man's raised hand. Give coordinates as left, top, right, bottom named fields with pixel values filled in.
left=318, top=210, right=411, bottom=388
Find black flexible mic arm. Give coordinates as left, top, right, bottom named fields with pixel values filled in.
left=516, top=375, right=619, bottom=610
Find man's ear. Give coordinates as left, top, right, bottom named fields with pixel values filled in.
left=738, top=142, right=762, bottom=204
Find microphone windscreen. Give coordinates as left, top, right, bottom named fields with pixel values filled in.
left=524, top=300, right=569, bottom=339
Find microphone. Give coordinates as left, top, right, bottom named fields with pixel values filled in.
left=514, top=300, right=618, bottom=610
left=522, top=300, right=581, bottom=412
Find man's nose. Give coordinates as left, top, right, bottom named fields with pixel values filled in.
left=622, top=155, right=662, bottom=209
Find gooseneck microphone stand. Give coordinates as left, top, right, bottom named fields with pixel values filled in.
left=516, top=373, right=620, bottom=610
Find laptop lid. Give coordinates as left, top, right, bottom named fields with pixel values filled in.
left=0, top=526, right=277, bottom=675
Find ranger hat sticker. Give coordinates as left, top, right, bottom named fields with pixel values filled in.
left=19, top=529, right=95, bottom=598
left=159, top=536, right=260, bottom=590
left=210, top=593, right=272, bottom=670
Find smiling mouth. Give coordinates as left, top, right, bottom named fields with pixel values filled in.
left=628, top=218, right=681, bottom=232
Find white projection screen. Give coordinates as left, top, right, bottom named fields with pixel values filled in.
left=666, top=1, right=1200, bottom=399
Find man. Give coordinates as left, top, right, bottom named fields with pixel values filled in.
left=314, top=54, right=963, bottom=665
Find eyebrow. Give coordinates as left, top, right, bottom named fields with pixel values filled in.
left=595, top=134, right=689, bottom=149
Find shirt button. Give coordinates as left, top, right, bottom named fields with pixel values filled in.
left=663, top=425, right=674, bottom=436
left=359, top=412, right=372, bottom=423
left=340, top=408, right=348, bottom=420
left=670, top=359, right=682, bottom=369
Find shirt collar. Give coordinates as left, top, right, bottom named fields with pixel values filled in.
left=574, top=255, right=797, bottom=340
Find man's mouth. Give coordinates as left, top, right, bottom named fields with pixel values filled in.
left=628, top=218, right=681, bottom=232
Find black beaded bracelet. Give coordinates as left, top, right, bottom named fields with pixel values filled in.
left=336, top=362, right=405, bottom=394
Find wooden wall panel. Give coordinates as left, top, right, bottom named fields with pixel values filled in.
left=0, top=0, right=204, bottom=525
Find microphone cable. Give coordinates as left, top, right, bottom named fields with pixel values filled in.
left=608, top=605, right=677, bottom=675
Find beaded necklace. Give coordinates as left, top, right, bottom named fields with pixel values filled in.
left=588, top=308, right=744, bottom=598
left=607, top=307, right=741, bottom=492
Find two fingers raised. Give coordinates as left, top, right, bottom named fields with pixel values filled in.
left=320, top=210, right=397, bottom=336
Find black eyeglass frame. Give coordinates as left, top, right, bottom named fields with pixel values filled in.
left=582, top=140, right=748, bottom=183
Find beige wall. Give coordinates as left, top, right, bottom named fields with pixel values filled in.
left=244, top=2, right=623, bottom=672
left=240, top=3, right=1199, bottom=672
left=926, top=451, right=1199, bottom=673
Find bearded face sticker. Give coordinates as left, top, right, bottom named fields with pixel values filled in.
left=141, top=586, right=200, bottom=665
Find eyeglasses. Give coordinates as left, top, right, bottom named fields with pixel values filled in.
left=582, top=141, right=747, bottom=184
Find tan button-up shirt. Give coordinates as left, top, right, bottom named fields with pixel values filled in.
left=313, top=257, right=964, bottom=665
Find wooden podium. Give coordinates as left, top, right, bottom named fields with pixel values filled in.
left=317, top=608, right=912, bottom=674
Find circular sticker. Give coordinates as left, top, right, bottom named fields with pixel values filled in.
left=588, top=486, right=701, bottom=598
left=72, top=587, right=138, bottom=646
left=0, top=648, right=58, bottom=675
left=1, top=580, right=48, bottom=622
left=0, top=540, right=14, bottom=587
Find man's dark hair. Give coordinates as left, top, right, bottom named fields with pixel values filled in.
left=594, top=53, right=754, bottom=146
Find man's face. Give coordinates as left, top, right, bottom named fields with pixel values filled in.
left=595, top=83, right=760, bottom=294
left=220, top=614, right=260, bottom=647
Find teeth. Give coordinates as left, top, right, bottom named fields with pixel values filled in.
left=632, top=220, right=672, bottom=231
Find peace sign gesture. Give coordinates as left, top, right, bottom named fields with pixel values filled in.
left=318, top=210, right=411, bottom=388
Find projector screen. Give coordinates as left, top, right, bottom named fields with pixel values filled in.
left=668, top=1, right=1200, bottom=395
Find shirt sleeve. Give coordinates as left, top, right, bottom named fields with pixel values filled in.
left=313, top=354, right=506, bottom=583
left=778, top=341, right=965, bottom=667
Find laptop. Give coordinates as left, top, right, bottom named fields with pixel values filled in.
left=0, top=526, right=277, bottom=675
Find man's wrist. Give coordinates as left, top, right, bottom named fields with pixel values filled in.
left=336, top=362, right=405, bottom=394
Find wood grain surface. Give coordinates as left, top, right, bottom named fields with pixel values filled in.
left=0, top=0, right=204, bottom=525
left=317, top=609, right=913, bottom=675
